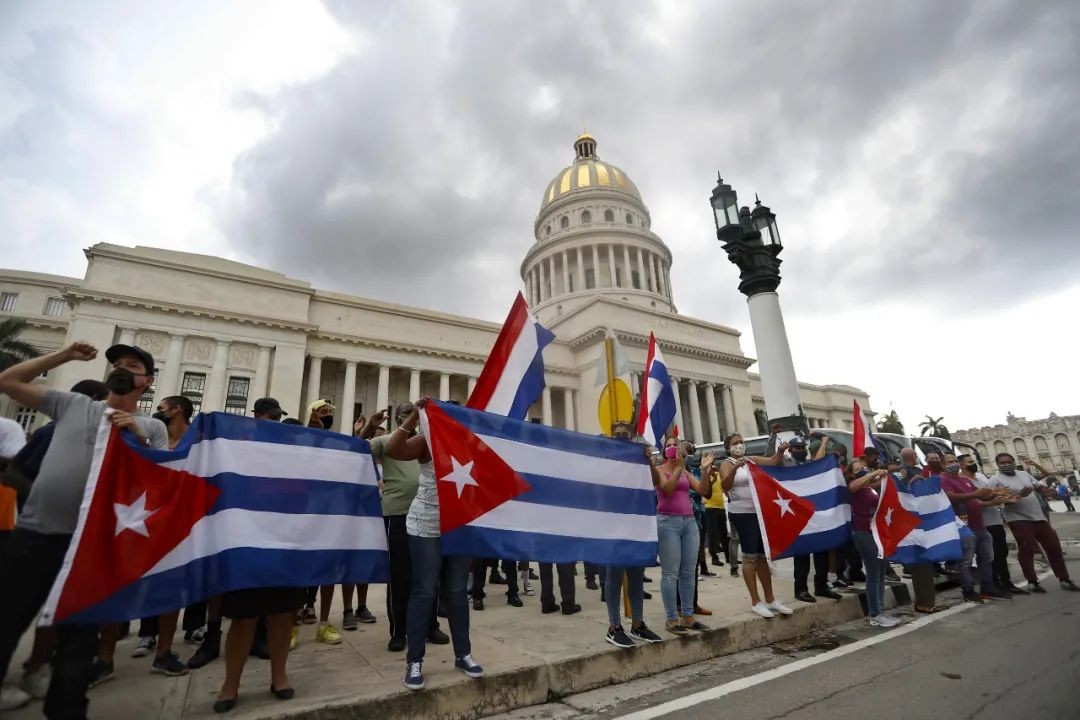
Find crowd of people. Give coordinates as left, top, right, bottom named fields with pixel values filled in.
left=1, top=340, right=1078, bottom=718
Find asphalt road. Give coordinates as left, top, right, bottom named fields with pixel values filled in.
left=493, top=508, right=1080, bottom=720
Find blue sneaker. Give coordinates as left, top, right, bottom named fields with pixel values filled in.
left=454, top=654, right=485, bottom=678
left=403, top=661, right=424, bottom=691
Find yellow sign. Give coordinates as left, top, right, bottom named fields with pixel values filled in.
left=598, top=378, right=633, bottom=435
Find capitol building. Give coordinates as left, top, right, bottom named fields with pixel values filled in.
left=1, top=133, right=871, bottom=441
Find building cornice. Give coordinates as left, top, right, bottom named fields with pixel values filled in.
left=313, top=292, right=503, bottom=334
left=569, top=326, right=754, bottom=370
left=535, top=187, right=652, bottom=233
left=65, top=289, right=317, bottom=333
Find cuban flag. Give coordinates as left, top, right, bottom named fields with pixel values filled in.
left=745, top=455, right=850, bottom=560
left=884, top=475, right=964, bottom=564
left=870, top=473, right=922, bottom=559
left=420, top=400, right=657, bottom=566
left=852, top=400, right=880, bottom=457
left=636, top=332, right=676, bottom=448
left=41, top=412, right=388, bottom=625
left=467, top=292, right=555, bottom=420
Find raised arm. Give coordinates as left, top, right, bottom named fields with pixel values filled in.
left=0, top=342, right=97, bottom=410
left=384, top=405, right=430, bottom=462
left=753, top=441, right=789, bottom=467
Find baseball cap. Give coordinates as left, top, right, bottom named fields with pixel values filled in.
left=788, top=434, right=808, bottom=447
left=105, top=344, right=155, bottom=375
left=252, top=398, right=287, bottom=416
left=307, top=399, right=335, bottom=415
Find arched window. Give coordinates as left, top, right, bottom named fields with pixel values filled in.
left=560, top=216, right=569, bottom=230
left=545, top=224, right=551, bottom=236
left=1034, top=436, right=1050, bottom=453
left=625, top=213, right=633, bottom=224
left=975, top=442, right=988, bottom=461
left=581, top=210, right=592, bottom=224
left=993, top=440, right=1007, bottom=456
left=1014, top=438, right=1028, bottom=457
left=1055, top=433, right=1070, bottom=451
left=604, top=209, right=614, bottom=222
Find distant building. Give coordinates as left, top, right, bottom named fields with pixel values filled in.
left=954, top=412, right=1080, bottom=475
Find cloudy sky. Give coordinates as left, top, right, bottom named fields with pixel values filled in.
left=2, top=0, right=1077, bottom=433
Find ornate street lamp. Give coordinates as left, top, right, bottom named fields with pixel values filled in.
left=710, top=174, right=807, bottom=440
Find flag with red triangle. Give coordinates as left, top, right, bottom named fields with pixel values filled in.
left=746, top=461, right=817, bottom=560
left=421, top=400, right=532, bottom=534
left=871, top=473, right=923, bottom=559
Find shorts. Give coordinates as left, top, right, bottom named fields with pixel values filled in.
left=729, top=512, right=765, bottom=555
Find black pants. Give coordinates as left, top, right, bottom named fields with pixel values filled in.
left=1063, top=495, right=1076, bottom=512
left=0, top=528, right=97, bottom=720
left=987, top=524, right=1012, bottom=588
left=705, top=509, right=730, bottom=562
left=833, top=540, right=862, bottom=579
left=583, top=562, right=602, bottom=583
left=539, top=563, right=576, bottom=610
left=471, top=558, right=518, bottom=599
left=793, top=551, right=831, bottom=594
left=384, top=515, right=439, bottom=641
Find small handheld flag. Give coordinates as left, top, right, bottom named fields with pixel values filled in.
left=636, top=332, right=676, bottom=447
left=852, top=400, right=878, bottom=457
left=870, top=474, right=921, bottom=559
left=746, top=461, right=816, bottom=559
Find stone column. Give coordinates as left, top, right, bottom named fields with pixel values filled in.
left=591, top=245, right=600, bottom=288
left=670, top=377, right=684, bottom=440
left=636, top=247, right=647, bottom=291
left=409, top=368, right=421, bottom=401
left=622, top=245, right=632, bottom=289
left=546, top=256, right=555, bottom=298
left=467, top=376, right=477, bottom=397
left=576, top=247, right=586, bottom=293
left=204, top=340, right=231, bottom=412
left=539, top=258, right=548, bottom=301
left=643, top=250, right=655, bottom=292
left=305, top=355, right=323, bottom=412
left=158, top=333, right=185, bottom=397
left=252, top=345, right=272, bottom=400
left=721, top=384, right=736, bottom=437
left=541, top=386, right=553, bottom=425
left=376, top=364, right=390, bottom=412
left=687, top=380, right=705, bottom=446
left=562, top=388, right=575, bottom=431
left=340, top=360, right=357, bottom=433
left=118, top=327, right=137, bottom=346
left=439, top=372, right=450, bottom=401
left=665, top=265, right=674, bottom=300
left=704, top=383, right=721, bottom=443
left=653, top=255, right=665, bottom=296
left=724, top=384, right=742, bottom=436
left=607, top=244, right=617, bottom=286
left=561, top=250, right=570, bottom=295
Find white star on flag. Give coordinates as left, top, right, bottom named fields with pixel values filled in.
left=439, top=457, right=479, bottom=498
left=885, top=507, right=894, bottom=526
left=773, top=492, right=794, bottom=516
left=114, top=492, right=158, bottom=537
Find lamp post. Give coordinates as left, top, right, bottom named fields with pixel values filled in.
left=710, top=174, right=807, bottom=440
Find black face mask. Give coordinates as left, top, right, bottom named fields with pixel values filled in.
left=320, top=415, right=335, bottom=430
left=152, top=411, right=168, bottom=424
left=105, top=369, right=137, bottom=395
left=791, top=450, right=808, bottom=463
left=964, top=464, right=978, bottom=473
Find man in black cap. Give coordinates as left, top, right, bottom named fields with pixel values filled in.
left=0, top=341, right=168, bottom=718
left=253, top=397, right=287, bottom=420
left=783, top=435, right=843, bottom=604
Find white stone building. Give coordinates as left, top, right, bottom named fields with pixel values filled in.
left=954, top=413, right=1080, bottom=475
left=0, top=133, right=871, bottom=440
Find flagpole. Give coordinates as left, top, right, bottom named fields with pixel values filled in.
left=605, top=335, right=618, bottom=435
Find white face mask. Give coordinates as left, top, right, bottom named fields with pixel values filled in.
left=730, top=443, right=746, bottom=458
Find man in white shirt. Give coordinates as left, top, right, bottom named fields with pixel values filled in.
left=960, top=454, right=1025, bottom=595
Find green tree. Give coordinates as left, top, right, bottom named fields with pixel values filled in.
left=876, top=409, right=905, bottom=435
left=0, top=318, right=40, bottom=371
left=919, top=415, right=951, bottom=439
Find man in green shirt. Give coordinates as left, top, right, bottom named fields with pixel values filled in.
left=363, top=403, right=447, bottom=652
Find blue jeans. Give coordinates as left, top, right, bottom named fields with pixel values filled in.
left=960, top=529, right=994, bottom=593
left=605, top=565, right=645, bottom=627
left=852, top=531, right=887, bottom=617
left=657, top=514, right=698, bottom=621
left=406, top=534, right=471, bottom=663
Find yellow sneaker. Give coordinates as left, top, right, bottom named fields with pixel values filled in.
left=289, top=627, right=299, bottom=651
left=316, top=622, right=342, bottom=645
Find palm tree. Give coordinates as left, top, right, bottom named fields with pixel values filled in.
left=919, top=415, right=950, bottom=439
left=0, top=318, right=40, bottom=371
left=876, top=409, right=905, bottom=435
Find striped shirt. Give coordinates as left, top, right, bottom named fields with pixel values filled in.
left=405, top=461, right=441, bottom=538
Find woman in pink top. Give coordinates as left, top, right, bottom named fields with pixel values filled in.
left=656, top=438, right=710, bottom=633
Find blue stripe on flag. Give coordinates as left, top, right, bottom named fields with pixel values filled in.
left=442, top=525, right=657, bottom=567
left=890, top=539, right=963, bottom=565
left=65, top=548, right=389, bottom=624
left=779, top=523, right=851, bottom=558
left=438, top=401, right=648, bottom=465
left=917, top=507, right=963, bottom=532
left=203, top=474, right=383, bottom=517
left=516, top=473, right=656, bottom=516
left=506, top=323, right=556, bottom=421
left=765, top=455, right=840, bottom=481
left=800, top=486, right=850, bottom=513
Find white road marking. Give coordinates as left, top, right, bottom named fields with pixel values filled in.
left=617, top=571, right=1054, bottom=720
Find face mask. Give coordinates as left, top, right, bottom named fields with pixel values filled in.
left=664, top=446, right=678, bottom=459
left=791, top=450, right=808, bottom=462
left=152, top=411, right=169, bottom=424
left=964, top=465, right=978, bottom=473
left=319, top=415, right=335, bottom=430
left=730, top=443, right=746, bottom=457
left=945, top=463, right=961, bottom=474
left=105, top=369, right=137, bottom=395
left=999, top=463, right=1016, bottom=475
left=855, top=468, right=869, bottom=478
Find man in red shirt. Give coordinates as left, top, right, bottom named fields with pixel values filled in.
left=941, top=453, right=1009, bottom=602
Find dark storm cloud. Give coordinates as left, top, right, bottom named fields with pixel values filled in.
left=219, top=0, right=1080, bottom=320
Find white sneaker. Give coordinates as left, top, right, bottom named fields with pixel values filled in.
left=877, top=614, right=901, bottom=627
left=0, top=685, right=32, bottom=711
left=751, top=602, right=775, bottom=618
left=21, top=666, right=51, bottom=700
left=767, top=601, right=794, bottom=616
left=520, top=570, right=534, bottom=596
left=132, top=635, right=156, bottom=658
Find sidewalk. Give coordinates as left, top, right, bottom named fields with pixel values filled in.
left=4, top=557, right=896, bottom=720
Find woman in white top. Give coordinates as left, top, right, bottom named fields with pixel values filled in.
left=717, top=433, right=794, bottom=619
left=385, top=399, right=484, bottom=692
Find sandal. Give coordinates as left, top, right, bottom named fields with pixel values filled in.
left=914, top=604, right=943, bottom=614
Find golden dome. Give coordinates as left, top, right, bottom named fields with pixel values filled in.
left=540, top=133, right=641, bottom=211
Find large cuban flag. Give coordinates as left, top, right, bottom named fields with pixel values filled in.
left=852, top=400, right=881, bottom=457
left=41, top=412, right=388, bottom=626
left=884, top=475, right=964, bottom=564
left=420, top=400, right=657, bottom=566
left=745, top=455, right=851, bottom=560
left=467, top=292, right=555, bottom=420
left=636, top=332, right=676, bottom=448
